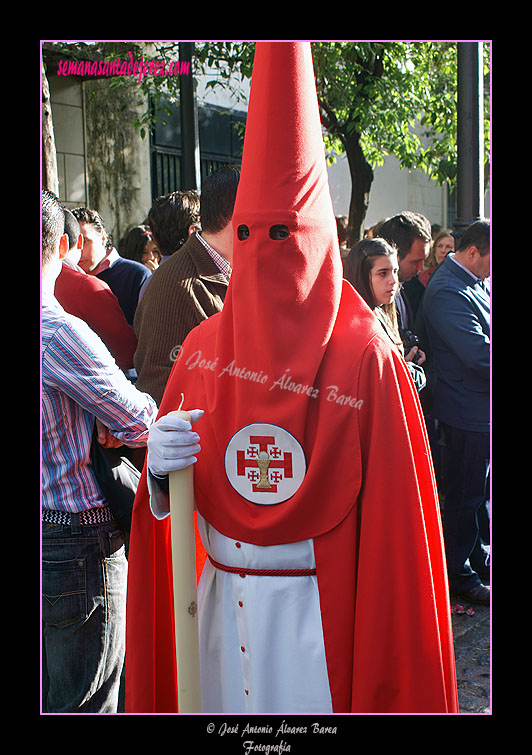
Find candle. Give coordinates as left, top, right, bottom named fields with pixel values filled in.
left=167, top=409, right=201, bottom=712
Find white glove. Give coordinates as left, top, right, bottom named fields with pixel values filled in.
left=147, top=410, right=204, bottom=478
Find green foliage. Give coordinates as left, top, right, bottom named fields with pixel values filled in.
left=194, top=41, right=490, bottom=191
left=44, top=40, right=489, bottom=188
left=43, top=39, right=490, bottom=228
left=195, top=42, right=255, bottom=107
left=311, top=41, right=490, bottom=189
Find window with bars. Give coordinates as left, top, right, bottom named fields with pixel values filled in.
left=150, top=98, right=245, bottom=199
left=152, top=149, right=182, bottom=197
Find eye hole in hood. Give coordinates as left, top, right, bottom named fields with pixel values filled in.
left=269, top=224, right=290, bottom=240
left=237, top=223, right=291, bottom=241
left=237, top=224, right=250, bottom=241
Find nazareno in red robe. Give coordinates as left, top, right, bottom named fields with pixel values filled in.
left=125, top=41, right=458, bottom=714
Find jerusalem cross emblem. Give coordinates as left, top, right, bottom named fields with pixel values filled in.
left=225, top=423, right=306, bottom=504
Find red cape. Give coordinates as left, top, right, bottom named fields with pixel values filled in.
left=126, top=282, right=458, bottom=713
left=125, top=42, right=458, bottom=713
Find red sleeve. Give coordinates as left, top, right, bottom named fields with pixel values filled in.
left=125, top=335, right=206, bottom=713
left=315, top=334, right=457, bottom=713
left=125, top=466, right=207, bottom=713
left=352, top=337, right=458, bottom=711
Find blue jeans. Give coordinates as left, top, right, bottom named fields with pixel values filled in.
left=440, top=423, right=490, bottom=594
left=42, top=515, right=127, bottom=713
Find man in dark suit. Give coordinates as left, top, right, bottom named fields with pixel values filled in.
left=422, top=220, right=491, bottom=605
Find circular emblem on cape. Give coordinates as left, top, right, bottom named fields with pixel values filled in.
left=225, top=423, right=306, bottom=505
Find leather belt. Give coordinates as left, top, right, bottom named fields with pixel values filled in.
left=208, top=555, right=316, bottom=577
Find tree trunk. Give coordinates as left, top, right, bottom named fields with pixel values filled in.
left=42, top=64, right=59, bottom=196
left=343, top=133, right=374, bottom=246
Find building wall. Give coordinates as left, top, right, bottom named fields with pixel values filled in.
left=49, top=75, right=87, bottom=209
left=49, top=73, right=152, bottom=249
left=82, top=77, right=152, bottom=248
left=327, top=151, right=449, bottom=234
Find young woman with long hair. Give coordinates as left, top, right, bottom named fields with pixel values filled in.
left=344, top=237, right=426, bottom=392
left=344, top=237, right=403, bottom=352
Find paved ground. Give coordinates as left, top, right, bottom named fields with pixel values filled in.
left=450, top=587, right=491, bottom=714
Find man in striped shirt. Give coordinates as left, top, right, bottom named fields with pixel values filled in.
left=41, top=189, right=158, bottom=713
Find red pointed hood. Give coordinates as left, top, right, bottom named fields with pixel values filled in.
left=165, top=41, right=378, bottom=545
left=215, top=40, right=343, bottom=424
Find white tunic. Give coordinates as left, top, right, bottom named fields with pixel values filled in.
left=149, top=480, right=332, bottom=713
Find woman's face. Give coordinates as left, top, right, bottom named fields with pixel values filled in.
left=370, top=253, right=399, bottom=307
left=434, top=234, right=454, bottom=264
left=142, top=238, right=161, bottom=269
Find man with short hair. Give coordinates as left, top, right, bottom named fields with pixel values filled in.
left=147, top=189, right=200, bottom=263
left=133, top=165, right=240, bottom=405
left=55, top=209, right=138, bottom=373
left=422, top=219, right=491, bottom=605
left=379, top=210, right=432, bottom=331
left=378, top=211, right=431, bottom=389
left=72, top=206, right=151, bottom=326
left=41, top=190, right=157, bottom=712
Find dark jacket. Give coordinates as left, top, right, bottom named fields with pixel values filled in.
left=421, top=254, right=490, bottom=432
left=97, top=254, right=151, bottom=326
